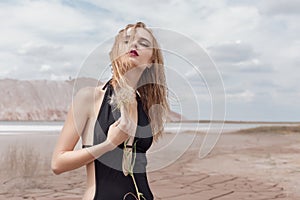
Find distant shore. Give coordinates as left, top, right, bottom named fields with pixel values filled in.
left=1, top=119, right=300, bottom=124
left=0, top=120, right=300, bottom=125
left=170, top=120, right=300, bottom=124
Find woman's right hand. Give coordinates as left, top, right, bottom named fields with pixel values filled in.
left=105, top=118, right=130, bottom=150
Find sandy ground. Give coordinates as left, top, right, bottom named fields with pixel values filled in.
left=0, top=129, right=299, bottom=199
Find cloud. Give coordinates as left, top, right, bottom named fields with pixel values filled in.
left=258, top=0, right=300, bottom=16
left=227, top=90, right=255, bottom=102
left=40, top=64, right=51, bottom=72
left=0, top=0, right=299, bottom=120
left=17, top=42, right=64, bottom=60
left=207, top=41, right=275, bottom=75
left=0, top=0, right=102, bottom=80
left=208, top=41, right=257, bottom=63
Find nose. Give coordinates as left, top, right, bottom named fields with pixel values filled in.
left=129, top=39, right=138, bottom=49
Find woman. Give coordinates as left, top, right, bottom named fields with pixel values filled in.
left=51, top=22, right=170, bottom=200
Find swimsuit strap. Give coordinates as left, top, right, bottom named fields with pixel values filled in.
left=102, top=78, right=113, bottom=90
left=82, top=144, right=92, bottom=148
left=101, top=78, right=141, bottom=98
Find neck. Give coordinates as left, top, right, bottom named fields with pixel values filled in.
left=123, top=66, right=145, bottom=89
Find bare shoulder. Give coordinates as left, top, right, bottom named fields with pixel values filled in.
left=94, top=83, right=106, bottom=99
left=73, top=85, right=105, bottom=117
left=74, top=84, right=105, bottom=101
left=74, top=87, right=94, bottom=104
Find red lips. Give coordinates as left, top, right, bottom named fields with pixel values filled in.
left=129, top=49, right=139, bottom=56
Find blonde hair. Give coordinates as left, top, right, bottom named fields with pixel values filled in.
left=109, top=22, right=170, bottom=142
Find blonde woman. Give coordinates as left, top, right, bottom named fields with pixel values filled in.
left=51, top=22, right=169, bottom=200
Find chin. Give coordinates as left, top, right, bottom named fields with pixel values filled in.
left=128, top=59, right=148, bottom=70
left=128, top=57, right=138, bottom=64
left=128, top=60, right=141, bottom=68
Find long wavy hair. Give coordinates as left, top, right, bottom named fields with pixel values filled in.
left=109, top=22, right=169, bottom=142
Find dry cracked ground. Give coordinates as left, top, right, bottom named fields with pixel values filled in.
left=1, top=131, right=299, bottom=199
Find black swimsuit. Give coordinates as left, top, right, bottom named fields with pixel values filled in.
left=83, top=79, right=154, bottom=200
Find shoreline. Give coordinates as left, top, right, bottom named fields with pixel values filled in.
left=1, top=119, right=300, bottom=124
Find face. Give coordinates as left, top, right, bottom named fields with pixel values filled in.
left=122, top=27, right=153, bottom=70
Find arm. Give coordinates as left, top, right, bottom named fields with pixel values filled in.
left=51, top=87, right=132, bottom=175
left=51, top=87, right=98, bottom=174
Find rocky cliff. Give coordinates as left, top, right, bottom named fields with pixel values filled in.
left=0, top=79, right=183, bottom=121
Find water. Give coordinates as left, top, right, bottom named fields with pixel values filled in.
left=0, top=121, right=297, bottom=135
left=164, top=122, right=250, bottom=132
left=0, top=121, right=63, bottom=135
left=164, top=122, right=297, bottom=132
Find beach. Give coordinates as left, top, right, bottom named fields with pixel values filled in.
left=0, top=127, right=300, bottom=199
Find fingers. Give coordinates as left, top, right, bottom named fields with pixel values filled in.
left=112, top=118, right=121, bottom=127
left=117, top=122, right=136, bottom=137
left=110, top=117, right=137, bottom=137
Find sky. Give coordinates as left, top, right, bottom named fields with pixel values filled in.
left=0, top=0, right=299, bottom=121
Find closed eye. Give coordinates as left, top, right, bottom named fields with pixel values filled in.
left=139, top=39, right=151, bottom=47
left=139, top=41, right=149, bottom=47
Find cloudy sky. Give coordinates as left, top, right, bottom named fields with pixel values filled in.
left=0, top=0, right=299, bottom=121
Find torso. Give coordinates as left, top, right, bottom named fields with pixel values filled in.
left=81, top=81, right=154, bottom=200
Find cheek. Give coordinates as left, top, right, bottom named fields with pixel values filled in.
left=118, top=45, right=127, bottom=56
left=141, top=49, right=153, bottom=63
